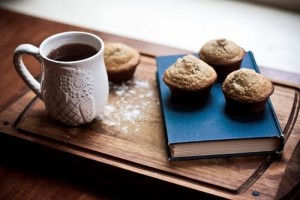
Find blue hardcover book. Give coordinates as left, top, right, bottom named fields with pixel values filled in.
left=156, top=52, right=284, bottom=160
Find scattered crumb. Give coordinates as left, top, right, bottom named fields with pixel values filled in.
left=98, top=79, right=157, bottom=133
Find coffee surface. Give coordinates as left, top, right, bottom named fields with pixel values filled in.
left=47, top=43, right=98, bottom=62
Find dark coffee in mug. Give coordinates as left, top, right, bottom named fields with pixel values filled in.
left=47, top=43, right=98, bottom=62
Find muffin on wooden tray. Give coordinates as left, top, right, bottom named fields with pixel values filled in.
left=104, top=42, right=140, bottom=83
left=222, top=68, right=274, bottom=113
left=199, top=38, right=245, bottom=81
left=163, top=54, right=217, bottom=102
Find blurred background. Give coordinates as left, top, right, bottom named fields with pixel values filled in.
left=1, top=0, right=300, bottom=74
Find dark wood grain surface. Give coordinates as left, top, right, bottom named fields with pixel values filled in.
left=0, top=8, right=299, bottom=200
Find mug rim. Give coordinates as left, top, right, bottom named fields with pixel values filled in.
left=40, top=31, right=104, bottom=64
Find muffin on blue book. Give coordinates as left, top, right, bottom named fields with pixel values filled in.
left=199, top=38, right=245, bottom=81
left=163, top=54, right=217, bottom=102
left=222, top=68, right=274, bottom=113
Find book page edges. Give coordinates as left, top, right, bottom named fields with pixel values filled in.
left=170, top=137, right=283, bottom=158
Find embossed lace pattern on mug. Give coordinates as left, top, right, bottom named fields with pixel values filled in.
left=43, top=66, right=95, bottom=125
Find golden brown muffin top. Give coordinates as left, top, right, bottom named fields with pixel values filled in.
left=104, top=43, right=140, bottom=72
left=222, top=68, right=274, bottom=102
left=199, top=38, right=245, bottom=65
left=163, top=54, right=217, bottom=91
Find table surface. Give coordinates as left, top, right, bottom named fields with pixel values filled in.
left=0, top=8, right=299, bottom=200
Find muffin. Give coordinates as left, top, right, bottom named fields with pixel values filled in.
left=222, top=68, right=274, bottom=113
left=163, top=54, right=217, bottom=101
left=199, top=38, right=245, bottom=81
left=104, top=43, right=140, bottom=82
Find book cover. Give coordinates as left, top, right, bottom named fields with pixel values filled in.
left=156, top=52, right=284, bottom=160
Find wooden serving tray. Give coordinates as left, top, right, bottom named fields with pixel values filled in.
left=0, top=8, right=299, bottom=199
left=1, top=55, right=299, bottom=199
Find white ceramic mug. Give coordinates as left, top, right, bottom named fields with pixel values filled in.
left=13, top=31, right=109, bottom=126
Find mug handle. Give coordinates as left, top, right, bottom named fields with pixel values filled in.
left=13, top=44, right=43, bottom=99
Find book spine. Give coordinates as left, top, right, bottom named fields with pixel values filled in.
left=156, top=70, right=173, bottom=159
